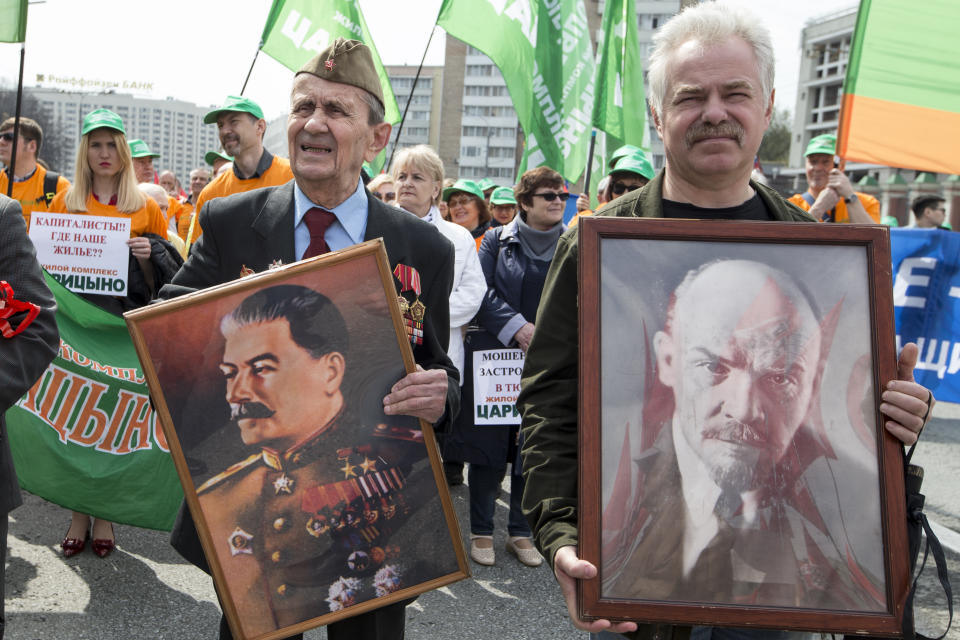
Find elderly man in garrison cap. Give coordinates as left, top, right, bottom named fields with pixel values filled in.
left=161, top=38, right=459, bottom=640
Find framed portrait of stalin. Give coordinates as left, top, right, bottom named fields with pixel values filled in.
left=125, top=240, right=468, bottom=640
left=577, top=218, right=911, bottom=635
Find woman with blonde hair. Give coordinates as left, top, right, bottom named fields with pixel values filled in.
left=48, top=108, right=174, bottom=559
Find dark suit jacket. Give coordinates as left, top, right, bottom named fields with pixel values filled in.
left=0, top=195, right=59, bottom=514
left=159, top=181, right=459, bottom=570
left=603, top=423, right=885, bottom=611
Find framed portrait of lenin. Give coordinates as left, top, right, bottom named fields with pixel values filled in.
left=577, top=218, right=910, bottom=635
left=125, top=240, right=469, bottom=640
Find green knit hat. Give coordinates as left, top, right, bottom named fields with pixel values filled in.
left=442, top=179, right=484, bottom=202
left=81, top=109, right=125, bottom=136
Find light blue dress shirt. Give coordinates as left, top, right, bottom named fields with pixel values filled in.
left=293, top=178, right=368, bottom=259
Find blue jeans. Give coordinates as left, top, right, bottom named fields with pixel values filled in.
left=468, top=463, right=531, bottom=537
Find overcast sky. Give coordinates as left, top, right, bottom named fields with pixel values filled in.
left=0, top=0, right=857, bottom=121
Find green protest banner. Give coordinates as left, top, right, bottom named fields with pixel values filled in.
left=592, top=0, right=646, bottom=145
left=582, top=0, right=648, bottom=208
left=5, top=274, right=181, bottom=531
left=0, top=0, right=28, bottom=43
left=437, top=0, right=596, bottom=182
left=259, top=0, right=400, bottom=173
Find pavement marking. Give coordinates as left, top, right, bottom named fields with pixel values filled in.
left=928, top=518, right=960, bottom=556
left=435, top=586, right=458, bottom=599
left=475, top=579, right=521, bottom=600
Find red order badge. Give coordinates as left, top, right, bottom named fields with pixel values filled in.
left=0, top=281, right=40, bottom=339
left=393, top=265, right=424, bottom=346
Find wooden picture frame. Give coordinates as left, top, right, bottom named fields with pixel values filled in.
left=125, top=239, right=469, bottom=640
left=577, top=218, right=909, bottom=635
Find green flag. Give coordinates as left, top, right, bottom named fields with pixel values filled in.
left=0, top=0, right=27, bottom=43
left=437, top=0, right=596, bottom=182
left=592, top=0, right=646, bottom=145
left=6, top=274, right=182, bottom=531
left=259, top=0, right=400, bottom=172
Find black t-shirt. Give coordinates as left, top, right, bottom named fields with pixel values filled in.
left=661, top=192, right=773, bottom=220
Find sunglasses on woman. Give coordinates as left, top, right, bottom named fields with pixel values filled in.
left=532, top=191, right=570, bottom=202
left=611, top=182, right=642, bottom=195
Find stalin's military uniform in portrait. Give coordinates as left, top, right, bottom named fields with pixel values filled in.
left=198, top=411, right=427, bottom=633
left=188, top=285, right=455, bottom=639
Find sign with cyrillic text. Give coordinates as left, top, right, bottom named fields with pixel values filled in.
left=891, top=228, right=960, bottom=402
left=472, top=348, right=524, bottom=425
left=29, top=212, right=130, bottom=296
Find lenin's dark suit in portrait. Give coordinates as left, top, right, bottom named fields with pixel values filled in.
left=601, top=422, right=886, bottom=611
left=0, top=195, right=59, bottom=638
left=159, top=181, right=459, bottom=638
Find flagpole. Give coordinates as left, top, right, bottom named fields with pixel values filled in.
left=582, top=130, right=597, bottom=198
left=6, top=42, right=26, bottom=197
left=386, top=25, right=437, bottom=172
left=240, top=46, right=262, bottom=96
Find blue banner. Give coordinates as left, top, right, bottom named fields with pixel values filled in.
left=891, top=228, right=960, bottom=403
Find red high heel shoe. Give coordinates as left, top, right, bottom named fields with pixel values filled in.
left=92, top=523, right=115, bottom=558
left=61, top=529, right=89, bottom=558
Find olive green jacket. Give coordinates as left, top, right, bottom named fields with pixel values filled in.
left=517, top=172, right=813, bottom=640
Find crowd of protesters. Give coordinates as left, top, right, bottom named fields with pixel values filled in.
left=0, top=2, right=950, bottom=639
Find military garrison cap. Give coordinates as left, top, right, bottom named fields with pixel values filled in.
left=296, top=37, right=385, bottom=110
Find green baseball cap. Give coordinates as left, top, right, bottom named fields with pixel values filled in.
left=610, top=151, right=655, bottom=181
left=204, top=150, right=233, bottom=166
left=203, top=95, right=264, bottom=125
left=489, top=186, right=517, bottom=205
left=805, top=133, right=837, bottom=157
left=477, top=178, right=497, bottom=193
left=128, top=139, right=160, bottom=159
left=81, top=109, right=125, bottom=136
left=609, top=144, right=642, bottom=170
left=442, top=179, right=484, bottom=202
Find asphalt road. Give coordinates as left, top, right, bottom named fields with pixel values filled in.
left=4, top=405, right=959, bottom=640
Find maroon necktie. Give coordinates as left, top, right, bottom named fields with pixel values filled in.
left=303, top=207, right=338, bottom=258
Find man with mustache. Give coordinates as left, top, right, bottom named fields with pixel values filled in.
left=161, top=38, right=458, bottom=640
left=600, top=259, right=884, bottom=611
left=518, top=4, right=933, bottom=639
left=188, top=95, right=293, bottom=245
